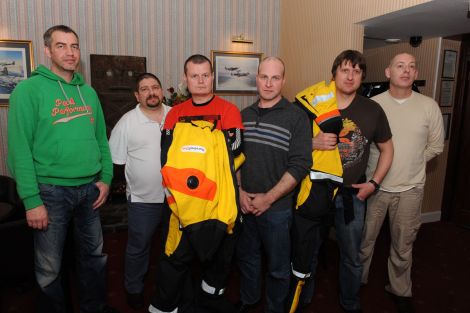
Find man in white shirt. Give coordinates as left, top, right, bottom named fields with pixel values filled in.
left=360, top=53, right=444, bottom=313
left=109, top=73, right=171, bottom=310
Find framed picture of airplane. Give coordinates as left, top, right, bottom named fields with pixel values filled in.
left=211, top=50, right=263, bottom=95
left=0, top=39, right=34, bottom=106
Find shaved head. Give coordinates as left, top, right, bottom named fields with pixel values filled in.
left=389, top=53, right=416, bottom=67
left=258, top=56, right=285, bottom=77
left=386, top=52, right=418, bottom=94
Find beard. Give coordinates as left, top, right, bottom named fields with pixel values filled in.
left=145, top=95, right=161, bottom=108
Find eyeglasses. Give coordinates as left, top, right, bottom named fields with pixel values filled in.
left=188, top=73, right=211, bottom=81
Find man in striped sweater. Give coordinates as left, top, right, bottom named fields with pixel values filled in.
left=236, top=57, right=312, bottom=313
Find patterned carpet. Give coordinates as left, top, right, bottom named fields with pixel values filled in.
left=1, top=221, right=469, bottom=313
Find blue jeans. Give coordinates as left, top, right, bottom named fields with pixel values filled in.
left=300, top=192, right=364, bottom=311
left=237, top=209, right=292, bottom=313
left=35, top=182, right=107, bottom=313
left=125, top=198, right=166, bottom=294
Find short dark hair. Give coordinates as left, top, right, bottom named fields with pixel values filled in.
left=184, top=54, right=213, bottom=74
left=331, top=50, right=367, bottom=80
left=43, top=25, right=79, bottom=47
left=135, top=73, right=162, bottom=92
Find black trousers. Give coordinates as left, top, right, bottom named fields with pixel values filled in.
left=151, top=220, right=239, bottom=312
left=291, top=181, right=336, bottom=276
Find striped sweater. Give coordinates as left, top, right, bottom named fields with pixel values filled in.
left=240, top=97, right=312, bottom=211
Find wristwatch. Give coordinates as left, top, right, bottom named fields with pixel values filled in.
left=369, top=179, right=381, bottom=191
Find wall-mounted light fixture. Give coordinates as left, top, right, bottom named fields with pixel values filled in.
left=232, top=33, right=253, bottom=44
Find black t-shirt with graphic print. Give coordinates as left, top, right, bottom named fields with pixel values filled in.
left=338, top=94, right=392, bottom=186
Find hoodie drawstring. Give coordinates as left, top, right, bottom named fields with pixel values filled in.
left=57, top=80, right=90, bottom=113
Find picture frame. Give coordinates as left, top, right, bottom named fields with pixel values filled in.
left=441, top=50, right=457, bottom=79
left=442, top=113, right=451, bottom=140
left=439, top=80, right=454, bottom=107
left=0, top=39, right=34, bottom=107
left=211, top=50, right=263, bottom=95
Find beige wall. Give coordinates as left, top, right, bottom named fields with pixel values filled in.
left=279, top=0, right=431, bottom=100
left=363, top=38, right=461, bottom=213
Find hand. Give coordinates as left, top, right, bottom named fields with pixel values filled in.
left=26, top=205, right=49, bottom=230
left=312, top=131, right=338, bottom=150
left=250, top=193, right=274, bottom=216
left=239, top=187, right=254, bottom=214
left=351, top=182, right=376, bottom=201
left=93, top=181, right=110, bottom=209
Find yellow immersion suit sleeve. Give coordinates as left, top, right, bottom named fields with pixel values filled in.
left=164, top=212, right=183, bottom=256
left=295, top=81, right=344, bottom=209
left=233, top=152, right=245, bottom=171
left=295, top=81, right=343, bottom=178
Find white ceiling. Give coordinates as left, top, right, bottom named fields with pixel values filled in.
left=361, top=0, right=470, bottom=49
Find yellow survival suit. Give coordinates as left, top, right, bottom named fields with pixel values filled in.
left=288, top=81, right=344, bottom=312
left=161, top=120, right=239, bottom=261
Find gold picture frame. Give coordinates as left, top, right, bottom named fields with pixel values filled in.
left=0, top=39, right=34, bottom=107
left=211, top=50, right=263, bottom=95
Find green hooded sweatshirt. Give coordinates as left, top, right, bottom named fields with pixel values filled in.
left=7, top=65, right=113, bottom=210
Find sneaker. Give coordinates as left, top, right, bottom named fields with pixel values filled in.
left=127, top=292, right=145, bottom=309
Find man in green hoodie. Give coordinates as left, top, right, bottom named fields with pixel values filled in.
left=7, top=25, right=117, bottom=313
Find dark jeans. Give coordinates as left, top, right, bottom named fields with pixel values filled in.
left=237, top=209, right=292, bottom=313
left=300, top=192, right=365, bottom=311
left=125, top=199, right=166, bottom=294
left=35, top=183, right=107, bottom=313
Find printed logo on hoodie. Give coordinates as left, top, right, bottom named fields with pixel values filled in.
left=51, top=97, right=93, bottom=125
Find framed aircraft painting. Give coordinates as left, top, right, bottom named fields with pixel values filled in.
left=211, top=50, right=263, bottom=95
left=0, top=39, right=34, bottom=106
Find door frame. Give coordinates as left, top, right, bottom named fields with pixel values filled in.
left=441, top=34, right=470, bottom=223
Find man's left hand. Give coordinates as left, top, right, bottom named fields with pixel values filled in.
left=93, top=181, right=110, bottom=209
left=250, top=193, right=274, bottom=216
left=351, top=182, right=376, bottom=201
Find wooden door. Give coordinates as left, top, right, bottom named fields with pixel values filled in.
left=90, top=54, right=146, bottom=202
left=90, top=54, right=146, bottom=136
